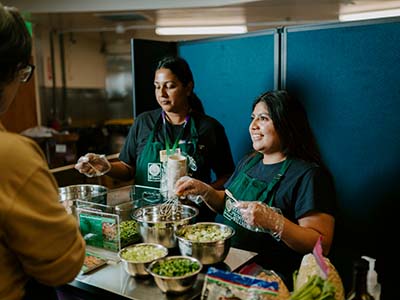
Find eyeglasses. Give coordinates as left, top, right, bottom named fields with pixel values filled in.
left=18, top=63, right=35, bottom=83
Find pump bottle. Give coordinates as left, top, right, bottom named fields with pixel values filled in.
left=361, top=256, right=381, bottom=300
left=346, top=258, right=374, bottom=300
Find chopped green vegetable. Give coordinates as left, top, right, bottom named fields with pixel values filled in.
left=121, top=244, right=166, bottom=262
left=120, top=220, right=139, bottom=246
left=291, top=275, right=336, bottom=300
left=180, top=224, right=232, bottom=242
left=151, top=258, right=200, bottom=277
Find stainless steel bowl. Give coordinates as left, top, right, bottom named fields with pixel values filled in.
left=58, top=184, right=107, bottom=216
left=59, top=184, right=108, bottom=204
left=118, top=243, right=168, bottom=277
left=132, top=204, right=198, bottom=248
left=146, top=255, right=202, bottom=294
left=175, top=222, right=235, bottom=265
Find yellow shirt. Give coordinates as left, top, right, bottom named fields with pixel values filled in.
left=0, top=122, right=85, bottom=300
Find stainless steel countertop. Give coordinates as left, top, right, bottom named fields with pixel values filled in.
left=71, top=247, right=257, bottom=300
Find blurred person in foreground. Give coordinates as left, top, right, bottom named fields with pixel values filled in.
left=75, top=56, right=235, bottom=221
left=0, top=4, right=85, bottom=300
left=175, top=90, right=336, bottom=289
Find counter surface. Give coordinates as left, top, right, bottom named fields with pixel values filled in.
left=70, top=247, right=257, bottom=300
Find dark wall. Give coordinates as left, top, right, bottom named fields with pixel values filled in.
left=130, top=39, right=177, bottom=118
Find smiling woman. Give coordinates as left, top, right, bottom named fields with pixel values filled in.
left=175, top=90, right=336, bottom=290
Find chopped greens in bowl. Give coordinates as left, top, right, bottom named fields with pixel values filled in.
left=120, top=243, right=168, bottom=263
left=147, top=256, right=202, bottom=294
left=118, top=243, right=168, bottom=276
left=177, top=223, right=234, bottom=243
left=175, top=222, right=235, bottom=265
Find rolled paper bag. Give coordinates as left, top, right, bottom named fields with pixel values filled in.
left=166, top=154, right=187, bottom=199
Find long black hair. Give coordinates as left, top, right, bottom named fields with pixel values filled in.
left=0, top=4, right=32, bottom=86
left=156, top=56, right=205, bottom=114
left=252, top=90, right=322, bottom=164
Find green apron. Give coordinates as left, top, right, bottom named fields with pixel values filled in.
left=222, top=153, right=291, bottom=243
left=135, top=113, right=198, bottom=187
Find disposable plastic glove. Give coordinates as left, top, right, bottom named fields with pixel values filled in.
left=235, top=201, right=285, bottom=241
left=175, top=176, right=212, bottom=205
left=74, top=153, right=111, bottom=177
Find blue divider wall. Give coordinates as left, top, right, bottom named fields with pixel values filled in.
left=283, top=19, right=400, bottom=297
left=129, top=19, right=399, bottom=298
left=178, top=31, right=278, bottom=163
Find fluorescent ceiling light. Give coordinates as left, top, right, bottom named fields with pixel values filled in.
left=339, top=8, right=400, bottom=21
left=156, top=25, right=247, bottom=35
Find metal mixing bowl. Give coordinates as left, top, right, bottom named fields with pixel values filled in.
left=175, top=222, right=235, bottom=265
left=59, top=184, right=108, bottom=204
left=146, top=256, right=202, bottom=294
left=58, top=184, right=107, bottom=216
left=132, top=204, right=198, bottom=248
left=118, top=243, right=168, bottom=277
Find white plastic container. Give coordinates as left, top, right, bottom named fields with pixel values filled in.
left=361, top=256, right=381, bottom=300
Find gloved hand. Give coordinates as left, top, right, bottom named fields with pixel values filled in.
left=74, top=153, right=111, bottom=177
left=175, top=176, right=212, bottom=205
left=235, top=201, right=285, bottom=241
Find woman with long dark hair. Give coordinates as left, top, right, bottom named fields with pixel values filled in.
left=176, top=90, right=336, bottom=288
left=75, top=56, right=235, bottom=221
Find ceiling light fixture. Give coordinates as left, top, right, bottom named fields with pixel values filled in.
left=155, top=25, right=247, bottom=35
left=339, top=8, right=400, bottom=21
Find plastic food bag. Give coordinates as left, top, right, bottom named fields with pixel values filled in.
left=81, top=252, right=107, bottom=274
left=293, top=254, right=345, bottom=300
left=201, top=267, right=280, bottom=300
left=239, top=263, right=291, bottom=300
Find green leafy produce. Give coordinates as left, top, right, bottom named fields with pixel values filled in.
left=151, top=258, right=200, bottom=277
left=294, top=254, right=344, bottom=300
left=119, top=220, right=139, bottom=246
left=181, top=224, right=232, bottom=242
left=291, top=274, right=336, bottom=300
left=121, top=244, right=167, bottom=262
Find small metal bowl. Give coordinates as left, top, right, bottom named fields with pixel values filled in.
left=118, top=243, right=168, bottom=277
left=132, top=204, right=199, bottom=248
left=175, top=222, right=235, bottom=265
left=146, top=256, right=202, bottom=294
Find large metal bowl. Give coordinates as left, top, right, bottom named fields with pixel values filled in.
left=175, top=222, right=235, bottom=265
left=58, top=184, right=107, bottom=216
left=59, top=184, right=108, bottom=204
left=146, top=255, right=202, bottom=294
left=118, top=243, right=168, bottom=277
left=132, top=204, right=198, bottom=248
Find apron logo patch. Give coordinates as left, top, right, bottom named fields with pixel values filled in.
left=147, top=163, right=161, bottom=182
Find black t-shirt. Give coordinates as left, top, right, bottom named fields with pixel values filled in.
left=119, top=108, right=235, bottom=183
left=224, top=154, right=336, bottom=288
left=120, top=108, right=235, bottom=221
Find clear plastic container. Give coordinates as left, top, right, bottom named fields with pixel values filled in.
left=71, top=185, right=167, bottom=252
left=75, top=185, right=139, bottom=252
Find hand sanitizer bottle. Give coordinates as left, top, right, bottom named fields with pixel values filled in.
left=361, top=256, right=381, bottom=300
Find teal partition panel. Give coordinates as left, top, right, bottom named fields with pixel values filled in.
left=283, top=18, right=400, bottom=297
left=178, top=31, right=279, bottom=163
